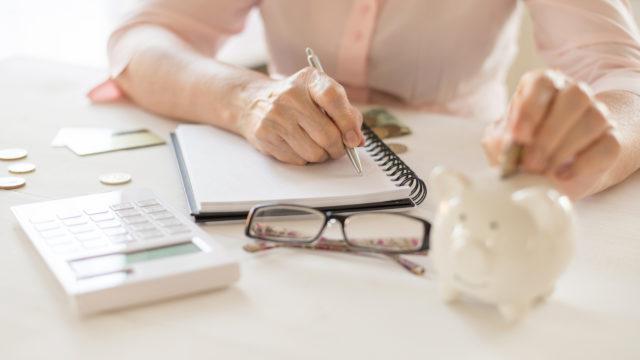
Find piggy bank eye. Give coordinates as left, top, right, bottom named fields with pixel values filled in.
left=458, top=213, right=467, bottom=222
left=489, top=221, right=499, bottom=230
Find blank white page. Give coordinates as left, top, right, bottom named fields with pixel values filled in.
left=175, top=125, right=410, bottom=212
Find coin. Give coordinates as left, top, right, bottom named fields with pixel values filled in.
left=387, top=143, right=408, bottom=154
left=0, top=148, right=28, bottom=160
left=0, top=176, right=26, bottom=190
left=500, top=143, right=523, bottom=179
left=372, top=127, right=389, bottom=139
left=384, top=124, right=404, bottom=138
left=8, top=162, right=36, bottom=174
left=99, top=172, right=132, bottom=185
left=399, top=126, right=412, bottom=136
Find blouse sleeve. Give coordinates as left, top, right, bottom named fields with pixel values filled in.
left=526, top=0, right=640, bottom=96
left=108, top=0, right=258, bottom=77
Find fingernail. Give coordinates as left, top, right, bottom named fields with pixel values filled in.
left=345, top=130, right=359, bottom=147
left=523, top=148, right=546, bottom=172
left=536, top=88, right=553, bottom=106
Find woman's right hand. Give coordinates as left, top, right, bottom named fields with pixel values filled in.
left=238, top=67, right=364, bottom=165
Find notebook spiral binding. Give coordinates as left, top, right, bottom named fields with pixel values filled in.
left=362, top=124, right=427, bottom=205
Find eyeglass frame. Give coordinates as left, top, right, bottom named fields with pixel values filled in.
left=244, top=204, right=431, bottom=254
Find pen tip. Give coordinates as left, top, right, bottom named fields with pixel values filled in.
left=305, top=48, right=313, bottom=56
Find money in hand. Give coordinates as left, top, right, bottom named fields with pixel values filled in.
left=500, top=142, right=523, bottom=179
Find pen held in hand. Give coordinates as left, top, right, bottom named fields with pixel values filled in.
left=305, top=47, right=364, bottom=175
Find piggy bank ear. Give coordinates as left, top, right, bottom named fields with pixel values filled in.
left=429, top=166, right=470, bottom=203
left=512, top=186, right=568, bottom=230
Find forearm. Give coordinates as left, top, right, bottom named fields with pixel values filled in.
left=594, top=90, right=640, bottom=192
left=112, top=25, right=270, bottom=135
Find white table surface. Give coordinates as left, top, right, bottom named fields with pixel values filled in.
left=1, top=58, right=639, bottom=360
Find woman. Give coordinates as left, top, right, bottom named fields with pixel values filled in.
left=100, top=0, right=640, bottom=199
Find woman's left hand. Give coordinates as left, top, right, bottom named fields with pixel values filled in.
left=483, top=69, right=621, bottom=199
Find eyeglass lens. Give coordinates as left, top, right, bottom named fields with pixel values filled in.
left=248, top=206, right=325, bottom=242
left=344, top=213, right=424, bottom=252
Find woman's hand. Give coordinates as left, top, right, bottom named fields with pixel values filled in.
left=238, top=67, right=364, bottom=165
left=483, top=69, right=622, bottom=198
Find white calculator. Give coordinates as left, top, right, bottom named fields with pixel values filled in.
left=11, top=188, right=240, bottom=315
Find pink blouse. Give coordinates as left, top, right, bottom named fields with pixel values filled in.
left=106, top=0, right=640, bottom=120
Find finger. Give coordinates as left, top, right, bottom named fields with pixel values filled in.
left=481, top=116, right=508, bottom=166
left=523, top=82, right=593, bottom=172
left=281, top=124, right=331, bottom=163
left=294, top=103, right=346, bottom=159
left=555, top=131, right=621, bottom=182
left=509, top=70, right=560, bottom=143
left=262, top=137, right=307, bottom=166
left=547, top=102, right=611, bottom=171
left=308, top=71, right=364, bottom=147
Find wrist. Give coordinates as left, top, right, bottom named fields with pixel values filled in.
left=235, top=77, right=276, bottom=139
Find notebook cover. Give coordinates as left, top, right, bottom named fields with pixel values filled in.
left=170, top=132, right=415, bottom=223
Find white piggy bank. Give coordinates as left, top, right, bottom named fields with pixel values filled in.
left=429, top=167, right=576, bottom=321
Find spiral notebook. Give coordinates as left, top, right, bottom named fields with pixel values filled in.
left=171, top=124, right=426, bottom=222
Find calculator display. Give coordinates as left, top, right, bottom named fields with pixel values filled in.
left=70, top=242, right=202, bottom=279
left=124, top=242, right=201, bottom=265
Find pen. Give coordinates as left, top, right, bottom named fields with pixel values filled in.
left=306, top=47, right=364, bottom=175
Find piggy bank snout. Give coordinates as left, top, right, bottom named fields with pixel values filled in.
left=450, top=234, right=491, bottom=278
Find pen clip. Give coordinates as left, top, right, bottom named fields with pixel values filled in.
left=306, top=48, right=325, bottom=74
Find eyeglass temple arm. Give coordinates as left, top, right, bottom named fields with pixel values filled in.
left=243, top=240, right=426, bottom=276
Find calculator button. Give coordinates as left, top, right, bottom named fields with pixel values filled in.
left=90, top=213, right=115, bottom=222
left=165, top=226, right=191, bottom=235
left=129, top=222, right=155, bottom=231
left=76, top=232, right=101, bottom=242
left=141, top=205, right=165, bottom=214
left=84, top=207, right=109, bottom=215
left=157, top=218, right=183, bottom=227
left=51, top=243, right=81, bottom=254
left=103, top=227, right=128, bottom=236
left=45, top=236, right=74, bottom=246
left=110, top=202, right=134, bottom=211
left=63, top=217, right=88, bottom=227
left=123, top=216, right=147, bottom=225
left=115, top=209, right=140, bottom=217
left=41, top=229, right=67, bottom=239
left=35, top=222, right=60, bottom=232
left=110, top=234, right=134, bottom=244
left=97, top=220, right=122, bottom=229
left=150, top=211, right=174, bottom=221
left=57, top=210, right=82, bottom=220
left=136, top=199, right=159, bottom=207
left=30, top=215, right=56, bottom=224
left=134, top=229, right=164, bottom=240
left=82, top=239, right=109, bottom=249
left=68, top=224, right=95, bottom=234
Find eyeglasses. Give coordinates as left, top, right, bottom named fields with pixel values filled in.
left=244, top=204, right=430, bottom=274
